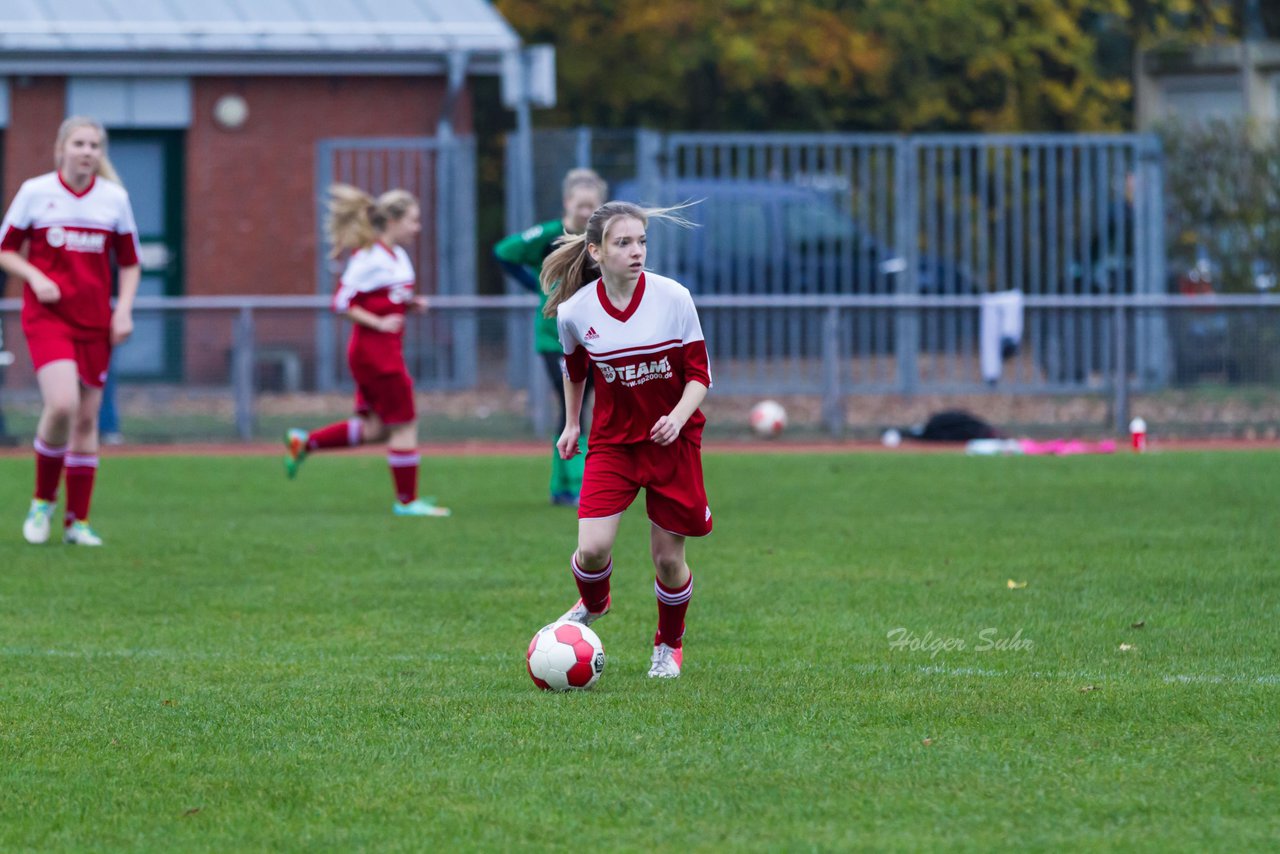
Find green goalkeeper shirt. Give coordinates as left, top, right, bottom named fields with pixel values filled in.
left=494, top=218, right=567, bottom=354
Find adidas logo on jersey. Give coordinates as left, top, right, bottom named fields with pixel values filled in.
left=584, top=326, right=600, bottom=341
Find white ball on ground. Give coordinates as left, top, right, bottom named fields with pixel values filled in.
left=526, top=620, right=606, bottom=691
left=749, top=400, right=787, bottom=438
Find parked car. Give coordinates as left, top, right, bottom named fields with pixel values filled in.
left=613, top=179, right=977, bottom=297
left=611, top=179, right=979, bottom=363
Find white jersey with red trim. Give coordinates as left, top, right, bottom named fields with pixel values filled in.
left=558, top=271, right=711, bottom=446
left=0, top=172, right=140, bottom=339
left=332, top=242, right=416, bottom=376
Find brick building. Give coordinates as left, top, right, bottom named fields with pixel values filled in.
left=0, top=2, right=522, bottom=385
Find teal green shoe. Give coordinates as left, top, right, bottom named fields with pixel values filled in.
left=284, top=428, right=309, bottom=479
left=394, top=498, right=452, bottom=517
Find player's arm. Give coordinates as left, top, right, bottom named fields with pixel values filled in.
left=494, top=225, right=549, bottom=293
left=110, top=263, right=141, bottom=345
left=347, top=305, right=401, bottom=333
left=1, top=186, right=60, bottom=302
left=652, top=292, right=711, bottom=446
left=109, top=197, right=143, bottom=343
left=650, top=380, right=708, bottom=446
left=557, top=313, right=590, bottom=459
left=558, top=375, right=586, bottom=460
left=0, top=251, right=61, bottom=303
left=495, top=258, right=541, bottom=294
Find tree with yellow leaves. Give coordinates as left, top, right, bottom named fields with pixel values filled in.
left=493, top=0, right=1237, bottom=131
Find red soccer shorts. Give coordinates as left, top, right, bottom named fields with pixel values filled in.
left=579, top=439, right=712, bottom=538
left=26, top=332, right=111, bottom=389
left=352, top=368, right=416, bottom=425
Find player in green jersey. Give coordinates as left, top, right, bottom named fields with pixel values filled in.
left=495, top=168, right=607, bottom=506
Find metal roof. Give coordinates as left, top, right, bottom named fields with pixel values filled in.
left=0, top=0, right=522, bottom=75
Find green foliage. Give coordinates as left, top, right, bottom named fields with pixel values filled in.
left=494, top=0, right=1237, bottom=131
left=1160, top=118, right=1280, bottom=292
left=2, top=451, right=1279, bottom=849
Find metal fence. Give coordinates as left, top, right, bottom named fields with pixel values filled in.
left=525, top=130, right=1171, bottom=393
left=315, top=136, right=477, bottom=391
left=3, top=294, right=1278, bottom=444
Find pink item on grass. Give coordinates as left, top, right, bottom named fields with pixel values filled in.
left=1019, top=438, right=1116, bottom=456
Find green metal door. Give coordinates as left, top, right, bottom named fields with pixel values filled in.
left=109, top=131, right=183, bottom=380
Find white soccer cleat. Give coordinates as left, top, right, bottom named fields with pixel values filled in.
left=648, top=643, right=683, bottom=679
left=23, top=499, right=54, bottom=544
left=63, top=521, right=104, bottom=546
left=558, top=595, right=610, bottom=627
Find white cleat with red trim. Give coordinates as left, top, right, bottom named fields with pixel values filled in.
left=648, top=643, right=683, bottom=679
left=558, top=595, right=610, bottom=627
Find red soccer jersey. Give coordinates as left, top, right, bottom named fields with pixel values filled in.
left=0, top=172, right=140, bottom=340
left=557, top=272, right=712, bottom=447
left=332, top=241, right=416, bottom=376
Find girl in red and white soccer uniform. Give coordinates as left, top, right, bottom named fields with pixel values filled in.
left=0, top=116, right=141, bottom=546
left=282, top=185, right=450, bottom=517
left=539, top=201, right=711, bottom=679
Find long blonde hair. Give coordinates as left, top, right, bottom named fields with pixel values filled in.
left=54, top=116, right=122, bottom=184
left=325, top=184, right=419, bottom=256
left=540, top=201, right=694, bottom=318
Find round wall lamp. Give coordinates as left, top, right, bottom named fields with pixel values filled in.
left=213, top=94, right=249, bottom=130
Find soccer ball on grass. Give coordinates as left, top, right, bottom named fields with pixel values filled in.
left=526, top=620, right=606, bottom=691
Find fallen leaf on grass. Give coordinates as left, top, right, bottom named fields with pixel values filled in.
left=1006, top=579, right=1028, bottom=589
left=921, top=738, right=934, bottom=746
left=1130, top=621, right=1145, bottom=629
left=1118, top=643, right=1135, bottom=652
left=1079, top=685, right=1099, bottom=693
left=183, top=807, right=201, bottom=817
left=161, top=699, right=176, bottom=707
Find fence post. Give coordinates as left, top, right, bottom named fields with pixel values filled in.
left=1136, top=134, right=1169, bottom=385
left=821, top=306, right=845, bottom=437
left=507, top=90, right=539, bottom=413
left=529, top=311, right=551, bottom=438
left=894, top=138, right=920, bottom=394
left=1112, top=301, right=1129, bottom=434
left=233, top=306, right=256, bottom=442
left=574, top=125, right=592, bottom=168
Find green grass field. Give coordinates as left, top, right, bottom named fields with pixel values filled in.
left=2, top=449, right=1278, bottom=851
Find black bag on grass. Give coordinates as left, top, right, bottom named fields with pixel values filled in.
left=907, top=410, right=1002, bottom=442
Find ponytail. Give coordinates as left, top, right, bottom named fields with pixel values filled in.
left=325, top=184, right=419, bottom=257
left=541, top=200, right=696, bottom=319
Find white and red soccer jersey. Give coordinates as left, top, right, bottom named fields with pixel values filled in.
left=0, top=172, right=140, bottom=340
left=558, top=272, right=712, bottom=446
left=332, top=241, right=416, bottom=376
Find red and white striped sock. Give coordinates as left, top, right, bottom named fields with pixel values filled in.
left=33, top=437, right=67, bottom=502
left=387, top=450, right=420, bottom=504
left=654, top=574, right=693, bottom=649
left=572, top=553, right=612, bottom=614
left=64, top=453, right=99, bottom=527
left=307, top=417, right=363, bottom=451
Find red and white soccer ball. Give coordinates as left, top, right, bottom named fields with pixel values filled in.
left=749, top=399, right=788, bottom=438
left=526, top=620, right=606, bottom=691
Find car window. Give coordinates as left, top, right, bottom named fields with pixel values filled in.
left=784, top=199, right=859, bottom=244
left=704, top=198, right=769, bottom=258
